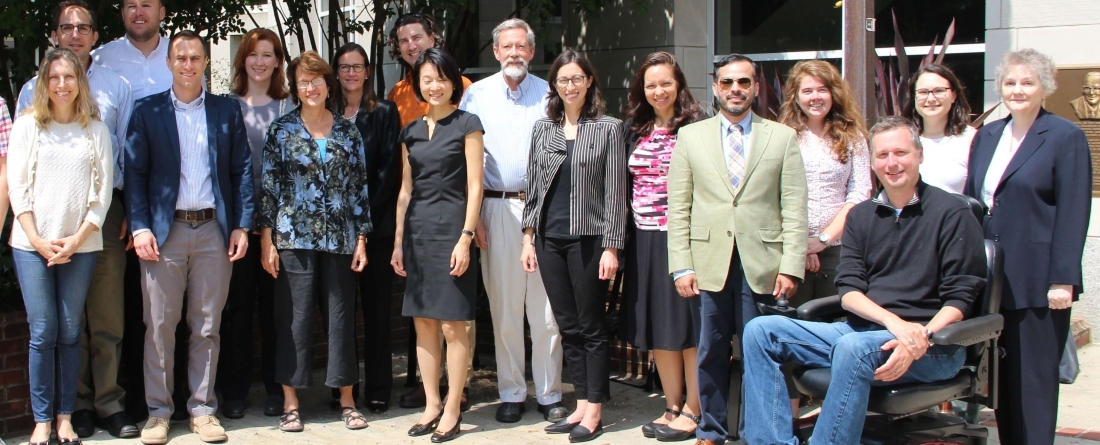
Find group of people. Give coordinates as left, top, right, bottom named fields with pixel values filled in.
left=0, top=1, right=1089, bottom=445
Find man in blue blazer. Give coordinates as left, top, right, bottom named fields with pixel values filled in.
left=124, top=30, right=252, bottom=445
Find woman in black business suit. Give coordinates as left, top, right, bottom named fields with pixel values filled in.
left=965, top=48, right=1091, bottom=445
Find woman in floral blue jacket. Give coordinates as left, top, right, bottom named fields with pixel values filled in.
left=257, top=51, right=371, bottom=432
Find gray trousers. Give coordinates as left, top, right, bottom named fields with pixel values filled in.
left=76, top=195, right=127, bottom=416
left=140, top=220, right=230, bottom=418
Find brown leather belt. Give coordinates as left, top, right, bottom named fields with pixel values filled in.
left=484, top=190, right=526, bottom=200
left=174, top=208, right=216, bottom=222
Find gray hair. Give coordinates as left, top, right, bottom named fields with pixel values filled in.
left=995, top=48, right=1057, bottom=96
left=492, top=18, right=535, bottom=48
left=868, top=115, right=923, bottom=152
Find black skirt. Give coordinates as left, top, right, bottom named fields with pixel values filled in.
left=619, top=228, right=699, bottom=351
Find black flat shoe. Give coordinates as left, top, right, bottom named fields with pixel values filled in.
left=99, top=411, right=139, bottom=438
left=569, top=421, right=603, bottom=443
left=495, top=402, right=525, bottom=423
left=430, top=416, right=462, bottom=443
left=59, top=438, right=83, bottom=445
left=222, top=399, right=245, bottom=419
left=654, top=412, right=700, bottom=442
left=408, top=412, right=443, bottom=437
left=642, top=408, right=680, bottom=438
left=264, top=395, right=284, bottom=417
left=537, top=402, right=569, bottom=423
left=72, top=409, right=96, bottom=438
left=545, top=418, right=581, bottom=434
left=367, top=400, right=389, bottom=414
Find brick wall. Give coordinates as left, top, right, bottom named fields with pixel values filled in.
left=0, top=312, right=33, bottom=437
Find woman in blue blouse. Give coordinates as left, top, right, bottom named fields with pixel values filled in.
left=257, top=51, right=371, bottom=433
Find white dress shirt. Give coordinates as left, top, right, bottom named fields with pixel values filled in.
left=93, top=36, right=173, bottom=100
left=17, top=62, right=133, bottom=190
left=980, top=123, right=1021, bottom=208
left=459, top=72, right=549, bottom=192
left=171, top=90, right=216, bottom=211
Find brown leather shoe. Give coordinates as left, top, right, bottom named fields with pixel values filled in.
left=693, top=439, right=719, bottom=445
left=191, top=415, right=227, bottom=443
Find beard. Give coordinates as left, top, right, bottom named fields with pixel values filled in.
left=125, top=22, right=160, bottom=43
left=501, top=58, right=528, bottom=80
left=718, top=91, right=754, bottom=116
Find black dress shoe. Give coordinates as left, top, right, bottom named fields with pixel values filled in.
left=568, top=421, right=603, bottom=443
left=170, top=409, right=189, bottom=422
left=71, top=409, right=96, bottom=438
left=653, top=412, right=700, bottom=442
left=460, top=388, right=470, bottom=412
left=537, top=402, right=569, bottom=422
left=400, top=384, right=434, bottom=409
left=545, top=418, right=581, bottom=434
left=222, top=399, right=245, bottom=419
left=408, top=413, right=442, bottom=437
left=264, top=395, right=284, bottom=417
left=430, top=415, right=462, bottom=443
left=367, top=400, right=389, bottom=414
left=99, top=411, right=139, bottom=438
left=495, top=402, right=525, bottom=423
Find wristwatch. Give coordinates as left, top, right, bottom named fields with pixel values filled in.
left=818, top=233, right=831, bottom=245
left=461, top=229, right=475, bottom=237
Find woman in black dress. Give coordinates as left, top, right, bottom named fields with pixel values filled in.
left=391, top=48, right=484, bottom=443
left=521, top=49, right=628, bottom=443
left=619, top=51, right=705, bottom=441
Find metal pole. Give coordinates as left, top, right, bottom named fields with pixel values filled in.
left=842, top=0, right=876, bottom=125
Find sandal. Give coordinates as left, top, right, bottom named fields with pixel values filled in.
left=341, top=407, right=369, bottom=430
left=279, top=409, right=304, bottom=432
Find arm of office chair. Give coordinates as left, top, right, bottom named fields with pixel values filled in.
left=931, top=314, right=1004, bottom=347
left=796, top=295, right=845, bottom=321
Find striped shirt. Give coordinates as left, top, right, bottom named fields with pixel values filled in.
left=458, top=72, right=549, bottom=192
left=17, top=62, right=134, bottom=190
left=0, top=96, right=11, bottom=156
left=171, top=90, right=216, bottom=211
left=522, top=116, right=629, bottom=249
left=93, top=36, right=173, bottom=100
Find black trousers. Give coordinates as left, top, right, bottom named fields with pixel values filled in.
left=217, top=233, right=279, bottom=401
left=359, top=235, right=397, bottom=402
left=536, top=236, right=610, bottom=403
left=274, top=250, right=359, bottom=389
left=995, top=306, right=1071, bottom=445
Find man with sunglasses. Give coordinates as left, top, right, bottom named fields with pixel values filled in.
left=666, top=53, right=807, bottom=445
left=15, top=0, right=137, bottom=439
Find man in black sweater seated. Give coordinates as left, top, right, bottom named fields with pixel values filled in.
left=738, top=116, right=987, bottom=445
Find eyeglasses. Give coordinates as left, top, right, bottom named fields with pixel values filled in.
left=59, top=24, right=94, bottom=36
left=716, top=77, right=753, bottom=90
left=915, top=87, right=952, bottom=99
left=296, top=77, right=326, bottom=90
left=1083, top=87, right=1100, bottom=94
left=338, top=64, right=366, bottom=73
left=554, top=75, right=588, bottom=88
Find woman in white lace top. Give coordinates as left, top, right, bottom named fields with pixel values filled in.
left=902, top=64, right=976, bottom=194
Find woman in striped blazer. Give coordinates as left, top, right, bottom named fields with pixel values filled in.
left=520, top=49, right=628, bottom=443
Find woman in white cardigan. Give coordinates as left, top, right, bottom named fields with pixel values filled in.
left=6, top=48, right=113, bottom=445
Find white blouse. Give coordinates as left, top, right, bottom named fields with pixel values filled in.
left=798, top=130, right=872, bottom=241
left=920, top=126, right=976, bottom=194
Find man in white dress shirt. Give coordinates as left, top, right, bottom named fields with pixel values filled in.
left=93, top=0, right=173, bottom=100
left=458, top=18, right=566, bottom=424
left=15, top=1, right=137, bottom=438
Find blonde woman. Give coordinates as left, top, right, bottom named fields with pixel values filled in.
left=6, top=47, right=113, bottom=445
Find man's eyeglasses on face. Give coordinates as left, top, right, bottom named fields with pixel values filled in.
left=59, top=24, right=94, bottom=36
left=1083, top=87, right=1100, bottom=94
left=339, top=64, right=366, bottom=73
left=717, top=77, right=753, bottom=90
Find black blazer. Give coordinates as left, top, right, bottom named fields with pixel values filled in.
left=522, top=115, right=629, bottom=250
left=351, top=99, right=401, bottom=238
left=964, top=108, right=1092, bottom=310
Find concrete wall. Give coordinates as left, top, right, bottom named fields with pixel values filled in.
left=984, top=0, right=1100, bottom=329
left=564, top=0, right=709, bottom=117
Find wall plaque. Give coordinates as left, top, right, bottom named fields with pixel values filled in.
left=1046, top=66, right=1100, bottom=196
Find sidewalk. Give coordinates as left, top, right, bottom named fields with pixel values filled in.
left=4, top=345, right=1096, bottom=444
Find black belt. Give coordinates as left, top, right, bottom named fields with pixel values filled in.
left=484, top=190, right=526, bottom=200
left=174, top=208, right=216, bottom=222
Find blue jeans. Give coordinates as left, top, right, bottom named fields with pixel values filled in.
left=741, top=315, right=966, bottom=445
left=13, top=248, right=97, bottom=422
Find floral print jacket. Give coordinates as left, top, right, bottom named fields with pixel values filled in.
left=258, top=108, right=372, bottom=254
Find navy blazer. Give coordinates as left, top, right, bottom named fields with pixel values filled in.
left=125, top=90, right=254, bottom=247
left=964, top=108, right=1092, bottom=310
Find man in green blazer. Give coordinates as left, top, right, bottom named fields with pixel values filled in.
left=666, top=54, right=807, bottom=444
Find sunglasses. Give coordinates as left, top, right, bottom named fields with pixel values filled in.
left=716, top=77, right=753, bottom=90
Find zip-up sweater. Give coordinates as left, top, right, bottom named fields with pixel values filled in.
left=836, top=180, right=987, bottom=328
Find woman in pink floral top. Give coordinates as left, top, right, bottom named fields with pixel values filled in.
left=618, top=52, right=706, bottom=441
left=777, top=59, right=872, bottom=417
left=1, top=96, right=12, bottom=230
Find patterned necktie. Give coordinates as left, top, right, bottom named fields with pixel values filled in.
left=726, top=123, right=746, bottom=190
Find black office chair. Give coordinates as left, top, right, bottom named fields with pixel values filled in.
left=765, top=196, right=1004, bottom=444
